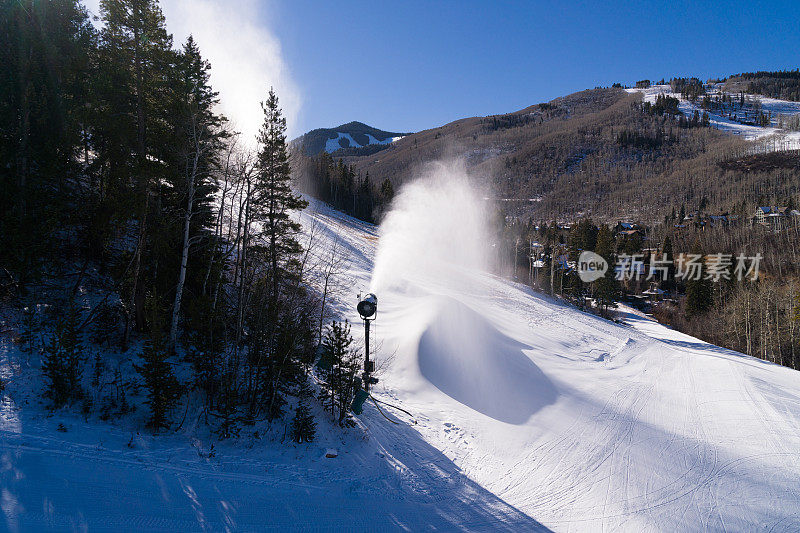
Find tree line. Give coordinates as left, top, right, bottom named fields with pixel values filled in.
left=294, top=150, right=395, bottom=224
left=2, top=0, right=365, bottom=442
left=725, top=70, right=800, bottom=102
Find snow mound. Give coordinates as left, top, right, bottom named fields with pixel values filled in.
left=417, top=296, right=556, bottom=424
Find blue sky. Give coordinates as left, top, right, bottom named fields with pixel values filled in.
left=272, top=0, right=800, bottom=136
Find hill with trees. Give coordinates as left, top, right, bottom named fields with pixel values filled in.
left=292, top=121, right=408, bottom=156
left=316, top=87, right=788, bottom=224
left=724, top=70, right=800, bottom=102
left=0, top=0, right=363, bottom=442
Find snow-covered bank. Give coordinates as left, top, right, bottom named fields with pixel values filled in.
left=2, top=196, right=800, bottom=531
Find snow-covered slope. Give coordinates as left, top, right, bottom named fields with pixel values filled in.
left=323, top=132, right=402, bottom=153
left=2, top=181, right=800, bottom=530
left=292, top=121, right=407, bottom=156
left=627, top=84, right=800, bottom=151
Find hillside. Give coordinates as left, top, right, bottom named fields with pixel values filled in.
left=723, top=70, right=800, bottom=102
left=292, top=121, right=408, bottom=156
left=3, top=191, right=800, bottom=530
left=317, top=87, right=800, bottom=223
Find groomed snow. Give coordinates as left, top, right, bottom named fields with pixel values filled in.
left=2, top=194, right=800, bottom=531
left=324, top=132, right=403, bottom=153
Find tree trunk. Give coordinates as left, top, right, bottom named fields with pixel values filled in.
left=169, top=172, right=195, bottom=353
left=169, top=122, right=203, bottom=353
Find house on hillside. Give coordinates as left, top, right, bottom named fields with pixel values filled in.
left=643, top=281, right=665, bottom=302
left=615, top=222, right=643, bottom=235
left=618, top=229, right=643, bottom=237
left=752, top=206, right=800, bottom=228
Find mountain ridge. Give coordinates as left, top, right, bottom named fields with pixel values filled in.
left=292, top=120, right=409, bottom=156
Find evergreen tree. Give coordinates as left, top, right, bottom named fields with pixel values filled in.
left=379, top=178, right=395, bottom=211
left=137, top=328, right=181, bottom=430
left=593, top=224, right=618, bottom=316
left=318, top=321, right=361, bottom=427
left=290, top=380, right=316, bottom=443
left=660, top=236, right=676, bottom=293
left=241, top=88, right=311, bottom=420
left=96, top=0, right=175, bottom=343
left=356, top=172, right=373, bottom=221
left=42, top=302, right=84, bottom=407
left=136, top=296, right=180, bottom=430
left=253, top=88, right=308, bottom=299
left=685, top=241, right=713, bottom=319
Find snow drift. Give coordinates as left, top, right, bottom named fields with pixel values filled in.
left=417, top=295, right=556, bottom=424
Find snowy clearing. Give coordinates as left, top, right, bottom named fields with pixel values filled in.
left=626, top=84, right=800, bottom=151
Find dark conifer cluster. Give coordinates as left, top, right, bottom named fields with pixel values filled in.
left=1, top=0, right=361, bottom=440
left=297, top=152, right=395, bottom=224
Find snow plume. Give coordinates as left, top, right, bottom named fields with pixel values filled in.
left=82, top=0, right=301, bottom=143
left=370, top=160, right=490, bottom=294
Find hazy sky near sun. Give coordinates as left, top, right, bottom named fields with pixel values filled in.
left=82, top=0, right=300, bottom=143
left=83, top=0, right=800, bottom=139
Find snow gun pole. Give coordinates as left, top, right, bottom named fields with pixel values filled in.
left=357, top=293, right=378, bottom=393
left=364, top=318, right=371, bottom=392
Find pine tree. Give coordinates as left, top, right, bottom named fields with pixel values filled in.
left=661, top=236, right=676, bottom=294
left=96, top=0, right=175, bottom=345
left=253, top=88, right=308, bottom=299
left=137, top=328, right=180, bottom=431
left=42, top=302, right=84, bottom=407
left=593, top=224, right=618, bottom=316
left=290, top=380, right=316, bottom=443
left=241, top=88, right=310, bottom=420
left=379, top=178, right=395, bottom=211
left=136, top=296, right=180, bottom=431
left=685, top=241, right=713, bottom=319
left=318, top=320, right=361, bottom=427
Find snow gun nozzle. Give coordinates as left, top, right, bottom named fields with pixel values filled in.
left=357, top=293, right=378, bottom=320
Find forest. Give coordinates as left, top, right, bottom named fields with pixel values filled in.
left=724, top=70, right=800, bottom=102
left=293, top=150, right=395, bottom=224
left=0, top=0, right=361, bottom=442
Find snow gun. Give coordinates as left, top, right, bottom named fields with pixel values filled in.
left=352, top=293, right=378, bottom=415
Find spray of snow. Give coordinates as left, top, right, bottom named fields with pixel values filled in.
left=367, top=161, right=551, bottom=425
left=369, top=160, right=490, bottom=295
